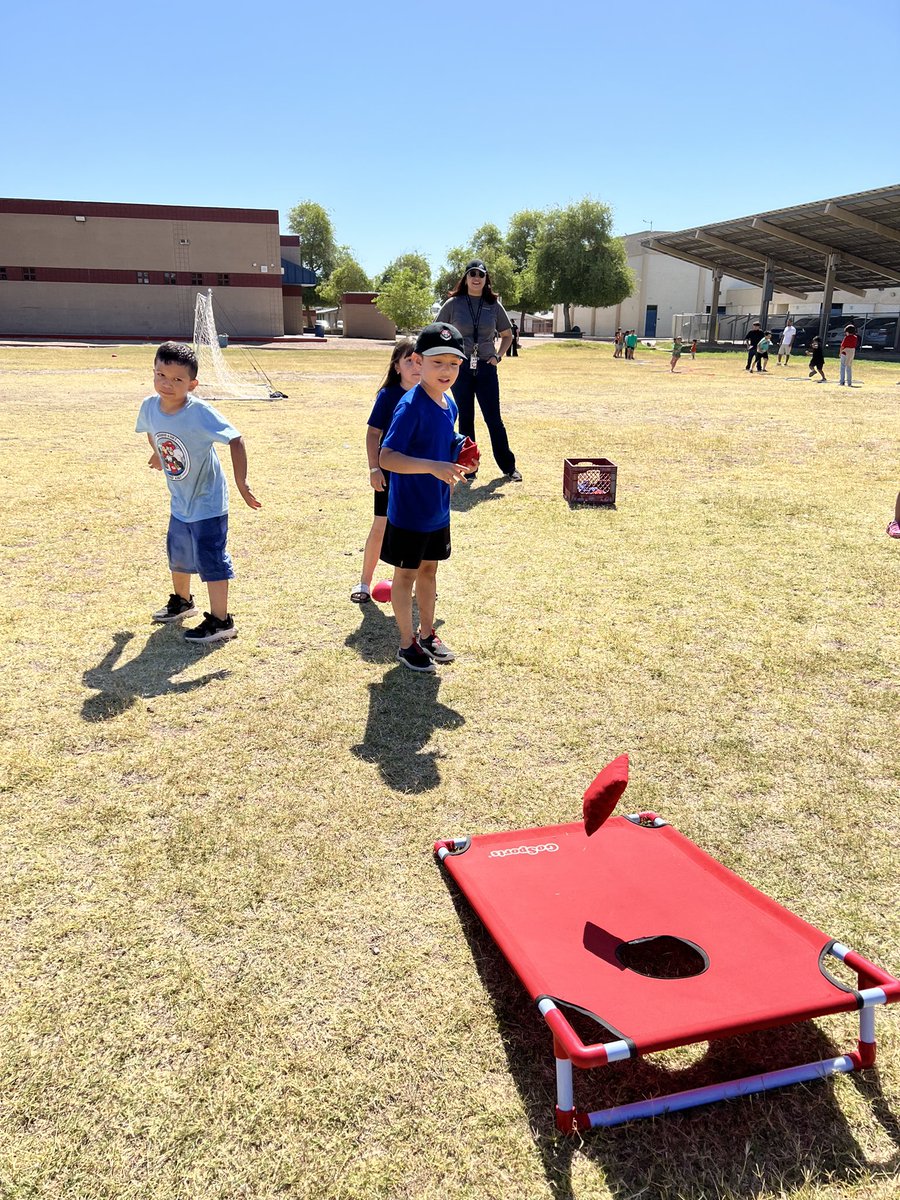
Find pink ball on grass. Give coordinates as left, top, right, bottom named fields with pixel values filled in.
left=371, top=580, right=392, bottom=603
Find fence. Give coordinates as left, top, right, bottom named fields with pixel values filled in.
left=672, top=311, right=900, bottom=352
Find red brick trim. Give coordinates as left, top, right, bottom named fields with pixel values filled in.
left=0, top=197, right=278, bottom=224
left=280, top=235, right=300, bottom=246
left=342, top=292, right=379, bottom=304
left=0, top=267, right=282, bottom=288
left=0, top=332, right=326, bottom=344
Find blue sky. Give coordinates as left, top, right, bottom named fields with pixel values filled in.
left=3, top=0, right=898, bottom=277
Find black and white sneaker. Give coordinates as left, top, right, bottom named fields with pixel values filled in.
left=506, top=469, right=523, bottom=482
left=152, top=593, right=198, bottom=623
left=184, top=612, right=237, bottom=644
left=418, top=629, right=456, bottom=663
left=397, top=640, right=435, bottom=672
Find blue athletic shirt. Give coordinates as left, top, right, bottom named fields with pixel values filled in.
left=136, top=394, right=240, bottom=523
left=382, top=384, right=464, bottom=532
left=368, top=383, right=406, bottom=432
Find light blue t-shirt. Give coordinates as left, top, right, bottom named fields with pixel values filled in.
left=136, top=394, right=240, bottom=523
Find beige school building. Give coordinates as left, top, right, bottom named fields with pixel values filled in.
left=0, top=198, right=317, bottom=339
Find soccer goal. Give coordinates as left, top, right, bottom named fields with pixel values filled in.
left=192, top=290, right=286, bottom=402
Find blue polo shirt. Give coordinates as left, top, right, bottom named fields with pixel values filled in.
left=382, top=384, right=462, bottom=532
left=136, top=394, right=240, bottom=523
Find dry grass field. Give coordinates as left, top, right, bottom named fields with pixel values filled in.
left=0, top=338, right=898, bottom=1200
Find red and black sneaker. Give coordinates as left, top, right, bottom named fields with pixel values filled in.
left=418, top=629, right=456, bottom=664
left=397, top=639, right=435, bottom=672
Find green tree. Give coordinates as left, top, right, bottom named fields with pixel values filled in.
left=434, top=228, right=516, bottom=306
left=375, top=253, right=432, bottom=291
left=318, top=246, right=372, bottom=309
left=286, top=200, right=338, bottom=321
left=532, top=199, right=634, bottom=331
left=506, top=208, right=548, bottom=322
left=434, top=246, right=469, bottom=303
left=374, top=268, right=434, bottom=333
left=286, top=200, right=338, bottom=279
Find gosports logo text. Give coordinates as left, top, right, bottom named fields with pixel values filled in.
left=488, top=843, right=559, bottom=858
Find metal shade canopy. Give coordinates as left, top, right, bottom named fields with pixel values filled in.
left=643, top=184, right=900, bottom=338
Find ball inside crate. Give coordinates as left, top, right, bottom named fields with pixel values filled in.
left=563, top=457, right=617, bottom=505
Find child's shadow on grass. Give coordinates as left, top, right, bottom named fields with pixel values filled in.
left=82, top=627, right=231, bottom=722
left=344, top=599, right=397, bottom=663
left=441, top=876, right=898, bottom=1200
left=452, top=476, right=508, bottom=512
left=351, top=664, right=464, bottom=792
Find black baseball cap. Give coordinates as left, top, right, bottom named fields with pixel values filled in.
left=415, top=322, right=466, bottom=359
left=465, top=259, right=488, bottom=274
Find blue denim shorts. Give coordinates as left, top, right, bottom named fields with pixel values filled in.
left=166, top=514, right=234, bottom=582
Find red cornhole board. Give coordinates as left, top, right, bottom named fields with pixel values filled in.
left=435, top=814, right=900, bottom=1131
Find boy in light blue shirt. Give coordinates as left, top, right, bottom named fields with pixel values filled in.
left=135, top=341, right=261, bottom=643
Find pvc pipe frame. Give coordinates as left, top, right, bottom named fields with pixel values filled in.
left=547, top=954, right=889, bottom=1132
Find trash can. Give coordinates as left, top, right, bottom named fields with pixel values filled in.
left=314, top=323, right=325, bottom=337
left=217, top=334, right=228, bottom=348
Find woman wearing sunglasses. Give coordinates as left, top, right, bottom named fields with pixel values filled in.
left=436, top=259, right=521, bottom=482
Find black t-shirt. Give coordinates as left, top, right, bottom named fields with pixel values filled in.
left=747, top=329, right=764, bottom=348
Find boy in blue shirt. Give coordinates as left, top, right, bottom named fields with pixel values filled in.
left=136, top=342, right=261, bottom=643
left=379, top=322, right=476, bottom=672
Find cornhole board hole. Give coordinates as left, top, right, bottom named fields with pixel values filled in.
left=435, top=814, right=899, bottom=1131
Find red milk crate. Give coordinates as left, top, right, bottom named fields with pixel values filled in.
left=563, top=458, right=617, bottom=505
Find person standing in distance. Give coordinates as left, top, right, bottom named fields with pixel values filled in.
left=744, top=321, right=764, bottom=371
left=436, top=260, right=520, bottom=482
left=777, top=317, right=797, bottom=365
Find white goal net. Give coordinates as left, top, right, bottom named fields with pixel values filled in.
left=192, top=290, right=276, bottom=401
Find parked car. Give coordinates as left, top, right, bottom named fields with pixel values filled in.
left=858, top=317, right=897, bottom=349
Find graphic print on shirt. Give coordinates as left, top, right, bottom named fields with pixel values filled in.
left=156, top=433, right=190, bottom=479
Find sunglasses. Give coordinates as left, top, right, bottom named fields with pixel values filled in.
left=467, top=269, right=486, bottom=279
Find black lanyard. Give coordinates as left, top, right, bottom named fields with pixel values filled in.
left=465, top=295, right=485, bottom=353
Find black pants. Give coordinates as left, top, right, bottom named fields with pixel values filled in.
left=746, top=346, right=758, bottom=370
left=452, top=360, right=515, bottom=474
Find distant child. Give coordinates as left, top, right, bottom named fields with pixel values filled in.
left=379, top=322, right=478, bottom=672
left=690, top=339, right=698, bottom=359
left=625, top=330, right=638, bottom=360
left=136, top=341, right=261, bottom=643
left=351, top=339, right=419, bottom=604
left=613, top=328, right=623, bottom=358
left=754, top=331, right=772, bottom=372
left=808, top=337, right=826, bottom=382
left=839, top=324, right=859, bottom=386
left=887, top=492, right=900, bottom=539
left=670, top=337, right=684, bottom=372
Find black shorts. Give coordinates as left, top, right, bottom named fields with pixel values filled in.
left=373, top=471, right=390, bottom=518
left=381, top=521, right=451, bottom=570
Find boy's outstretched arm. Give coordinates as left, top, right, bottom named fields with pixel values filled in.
left=146, top=433, right=162, bottom=470
left=380, top=447, right=469, bottom=485
left=229, top=436, right=262, bottom=509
